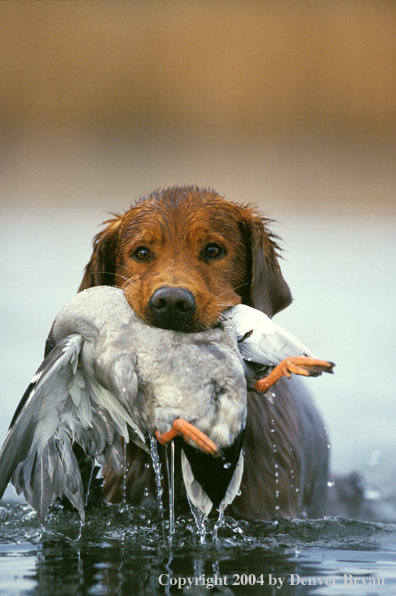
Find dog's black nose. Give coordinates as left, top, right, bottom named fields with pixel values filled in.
left=149, top=286, right=196, bottom=331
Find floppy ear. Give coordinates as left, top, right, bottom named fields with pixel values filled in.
left=245, top=215, right=292, bottom=318
left=78, top=216, right=122, bottom=291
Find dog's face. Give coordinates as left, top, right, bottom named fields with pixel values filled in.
left=79, top=186, right=292, bottom=332
left=116, top=195, right=249, bottom=332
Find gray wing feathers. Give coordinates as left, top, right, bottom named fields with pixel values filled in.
left=239, top=322, right=315, bottom=366
left=224, top=304, right=315, bottom=366
left=181, top=451, right=213, bottom=517
left=0, top=335, right=82, bottom=500
left=12, top=430, right=85, bottom=523
left=90, top=352, right=143, bottom=443
left=0, top=332, right=141, bottom=522
left=274, top=323, right=315, bottom=358
left=218, top=452, right=244, bottom=512
left=181, top=451, right=244, bottom=517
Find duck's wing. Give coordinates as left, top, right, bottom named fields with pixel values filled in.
left=224, top=304, right=315, bottom=366
left=218, top=451, right=244, bottom=513
left=247, top=321, right=315, bottom=365
left=181, top=452, right=213, bottom=517
left=180, top=429, right=245, bottom=517
left=0, top=335, right=86, bottom=521
left=181, top=450, right=245, bottom=517
left=0, top=334, right=142, bottom=522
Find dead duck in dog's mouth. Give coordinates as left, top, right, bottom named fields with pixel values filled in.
left=0, top=286, right=333, bottom=523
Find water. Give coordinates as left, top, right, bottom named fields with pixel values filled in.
left=164, top=441, right=175, bottom=537
left=0, top=503, right=395, bottom=595
left=84, top=461, right=97, bottom=508
left=1, top=444, right=396, bottom=595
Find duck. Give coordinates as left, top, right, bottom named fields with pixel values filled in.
left=0, top=287, right=333, bottom=523
left=0, top=286, right=248, bottom=522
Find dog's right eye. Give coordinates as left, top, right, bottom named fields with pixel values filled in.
left=133, top=246, right=151, bottom=260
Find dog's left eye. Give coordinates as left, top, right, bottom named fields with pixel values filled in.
left=204, top=244, right=223, bottom=259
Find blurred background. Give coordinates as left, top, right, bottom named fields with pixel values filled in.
left=0, top=1, right=395, bottom=519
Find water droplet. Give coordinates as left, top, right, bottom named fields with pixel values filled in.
left=295, top=488, right=299, bottom=493
left=275, top=505, right=280, bottom=511
left=122, top=440, right=127, bottom=502
left=271, top=428, right=276, bottom=433
left=237, top=489, right=242, bottom=496
left=327, top=443, right=331, bottom=449
left=145, top=463, right=150, bottom=469
left=275, top=472, right=279, bottom=477
left=223, top=462, right=231, bottom=469
left=327, top=480, right=335, bottom=487
left=274, top=464, right=279, bottom=469
left=368, top=448, right=381, bottom=467
left=275, top=490, right=279, bottom=498
left=365, top=488, right=381, bottom=500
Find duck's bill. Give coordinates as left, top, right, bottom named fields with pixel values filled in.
left=156, top=419, right=220, bottom=457
left=254, top=356, right=335, bottom=392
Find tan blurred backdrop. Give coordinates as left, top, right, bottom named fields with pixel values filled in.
left=0, top=0, right=395, bottom=210
left=1, top=1, right=396, bottom=507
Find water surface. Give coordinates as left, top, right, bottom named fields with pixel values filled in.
left=1, top=503, right=396, bottom=595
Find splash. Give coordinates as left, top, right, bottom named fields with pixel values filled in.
left=212, top=510, right=225, bottom=541
left=187, top=496, right=207, bottom=544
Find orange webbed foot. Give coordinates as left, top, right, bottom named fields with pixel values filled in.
left=155, top=418, right=220, bottom=457
left=254, top=356, right=335, bottom=393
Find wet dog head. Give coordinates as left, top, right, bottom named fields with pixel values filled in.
left=79, top=186, right=292, bottom=332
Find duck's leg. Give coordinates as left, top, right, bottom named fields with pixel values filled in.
left=156, top=419, right=220, bottom=457
left=254, top=357, right=334, bottom=393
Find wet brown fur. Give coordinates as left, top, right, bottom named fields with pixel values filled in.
left=79, top=185, right=328, bottom=519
